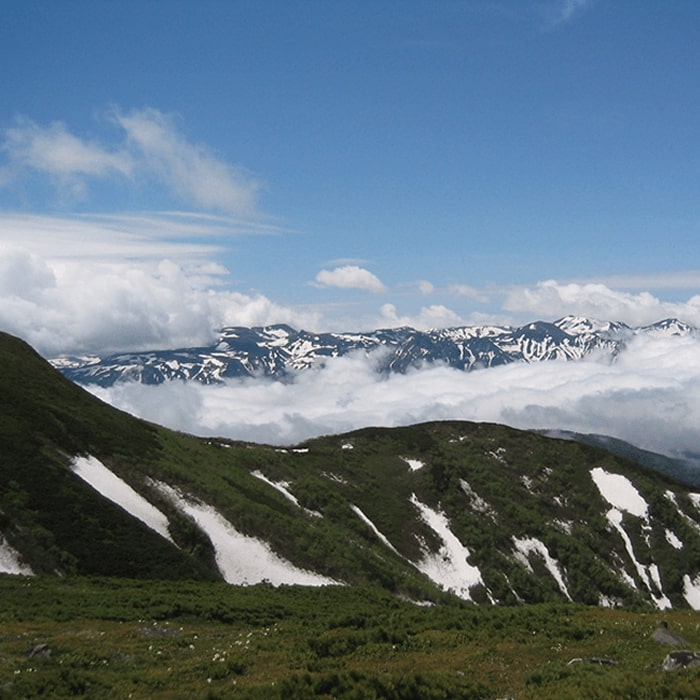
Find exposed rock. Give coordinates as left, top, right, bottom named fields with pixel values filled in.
left=567, top=657, right=618, bottom=666
left=651, top=620, right=688, bottom=647
left=662, top=650, right=700, bottom=672
left=28, top=643, right=51, bottom=659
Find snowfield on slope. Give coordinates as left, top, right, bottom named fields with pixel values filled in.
left=590, top=467, right=648, bottom=517
left=409, top=493, right=487, bottom=601
left=0, top=536, right=33, bottom=575
left=152, top=481, right=339, bottom=587
left=512, top=536, right=572, bottom=601
left=71, top=455, right=173, bottom=542
left=683, top=574, right=700, bottom=609
left=591, top=467, right=671, bottom=609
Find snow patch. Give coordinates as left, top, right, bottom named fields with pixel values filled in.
left=512, top=537, right=571, bottom=601
left=665, top=490, right=700, bottom=533
left=0, top=536, right=33, bottom=576
left=598, top=594, right=623, bottom=608
left=71, top=455, right=173, bottom=542
left=409, top=494, right=487, bottom=602
left=487, top=447, right=506, bottom=463
left=665, top=529, right=683, bottom=550
left=351, top=505, right=400, bottom=555
left=552, top=518, right=574, bottom=535
left=520, top=475, right=535, bottom=492
left=251, top=470, right=321, bottom=517
left=459, top=479, right=496, bottom=519
left=403, top=457, right=425, bottom=471
left=590, top=467, right=648, bottom=518
left=683, top=574, right=700, bottom=610
left=688, top=493, right=700, bottom=513
left=591, top=475, right=672, bottom=608
left=152, top=481, right=338, bottom=587
left=605, top=508, right=671, bottom=610
left=323, top=472, right=347, bottom=484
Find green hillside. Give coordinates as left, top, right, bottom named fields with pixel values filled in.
left=2, top=330, right=700, bottom=610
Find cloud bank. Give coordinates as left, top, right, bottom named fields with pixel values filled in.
left=505, top=279, right=700, bottom=327
left=89, top=333, right=700, bottom=464
left=0, top=240, right=319, bottom=356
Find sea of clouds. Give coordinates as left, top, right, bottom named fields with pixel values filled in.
left=88, top=332, right=700, bottom=463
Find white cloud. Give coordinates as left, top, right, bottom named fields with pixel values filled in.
left=585, top=271, right=700, bottom=291
left=448, top=283, right=490, bottom=302
left=0, top=243, right=320, bottom=356
left=113, top=108, right=259, bottom=216
left=90, top=333, right=700, bottom=464
left=1, top=118, right=133, bottom=202
left=0, top=248, right=56, bottom=299
left=379, top=303, right=465, bottom=329
left=504, top=279, right=700, bottom=326
left=558, top=0, right=590, bottom=22
left=0, top=208, right=314, bottom=355
left=2, top=118, right=133, bottom=179
left=417, top=280, right=435, bottom=295
left=0, top=211, right=274, bottom=262
left=1, top=108, right=259, bottom=216
left=314, top=265, right=387, bottom=293
left=544, top=0, right=593, bottom=28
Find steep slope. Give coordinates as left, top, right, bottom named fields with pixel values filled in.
left=0, top=332, right=217, bottom=581
left=5, top=331, right=700, bottom=609
left=0, top=332, right=434, bottom=596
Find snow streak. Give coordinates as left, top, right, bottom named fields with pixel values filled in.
left=152, top=481, right=338, bottom=587
left=71, top=455, right=173, bottom=542
left=409, top=493, right=486, bottom=601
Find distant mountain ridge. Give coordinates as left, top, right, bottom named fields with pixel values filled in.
left=50, top=316, right=696, bottom=387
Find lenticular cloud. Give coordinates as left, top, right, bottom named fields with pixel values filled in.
left=90, top=333, right=700, bottom=463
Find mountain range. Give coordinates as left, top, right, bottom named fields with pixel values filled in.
left=50, top=316, right=696, bottom=387
left=4, top=330, right=700, bottom=610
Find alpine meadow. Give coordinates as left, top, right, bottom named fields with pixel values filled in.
left=3, top=1, right=700, bottom=698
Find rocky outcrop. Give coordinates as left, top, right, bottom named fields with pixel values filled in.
left=651, top=620, right=688, bottom=647
left=662, top=651, right=700, bottom=672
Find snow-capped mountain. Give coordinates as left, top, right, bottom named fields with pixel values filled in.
left=51, top=316, right=696, bottom=387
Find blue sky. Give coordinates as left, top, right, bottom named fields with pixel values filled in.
left=2, top=0, right=700, bottom=356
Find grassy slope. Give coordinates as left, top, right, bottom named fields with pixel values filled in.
left=1, top=575, right=700, bottom=699
left=289, top=422, right=700, bottom=607
left=3, top=329, right=700, bottom=608
left=0, top=332, right=219, bottom=580
left=0, top=332, right=437, bottom=596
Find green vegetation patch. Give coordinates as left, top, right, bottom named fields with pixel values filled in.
left=1, top=576, right=700, bottom=699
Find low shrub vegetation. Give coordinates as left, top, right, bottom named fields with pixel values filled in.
left=1, top=575, right=699, bottom=698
